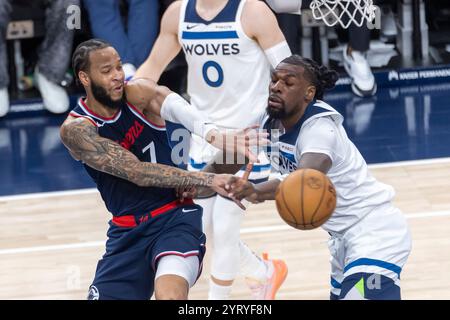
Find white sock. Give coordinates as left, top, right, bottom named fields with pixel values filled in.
left=208, top=279, right=233, bottom=300
left=239, top=241, right=268, bottom=282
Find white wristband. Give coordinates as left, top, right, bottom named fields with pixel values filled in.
left=264, top=41, right=292, bottom=69
left=160, top=93, right=218, bottom=141
left=266, top=0, right=302, bottom=14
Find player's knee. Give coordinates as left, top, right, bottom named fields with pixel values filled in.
left=212, top=216, right=240, bottom=245
left=155, top=287, right=188, bottom=300
left=213, top=231, right=238, bottom=250
left=212, top=236, right=239, bottom=260
left=154, top=255, right=199, bottom=299
left=154, top=275, right=189, bottom=300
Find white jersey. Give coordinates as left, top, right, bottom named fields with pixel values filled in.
left=262, top=100, right=396, bottom=234
left=178, top=0, right=273, bottom=166
left=178, top=0, right=271, bottom=129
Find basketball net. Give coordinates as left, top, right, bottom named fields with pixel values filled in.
left=309, top=0, right=377, bottom=29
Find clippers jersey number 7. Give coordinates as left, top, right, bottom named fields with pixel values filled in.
left=143, top=141, right=157, bottom=163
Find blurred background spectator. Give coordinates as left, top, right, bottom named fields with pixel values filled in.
left=1, top=0, right=449, bottom=114
left=343, top=24, right=377, bottom=97
left=0, top=0, right=78, bottom=117
left=82, top=0, right=160, bottom=80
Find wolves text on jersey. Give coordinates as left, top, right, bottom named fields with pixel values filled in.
left=267, top=150, right=298, bottom=174
left=183, top=43, right=240, bottom=56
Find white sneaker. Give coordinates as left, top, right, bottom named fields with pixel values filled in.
left=343, top=46, right=377, bottom=97
left=245, top=253, right=288, bottom=300
left=0, top=88, right=9, bottom=117
left=35, top=69, right=69, bottom=114
left=123, top=63, right=136, bottom=81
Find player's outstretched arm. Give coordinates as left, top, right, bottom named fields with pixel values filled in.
left=60, top=117, right=232, bottom=192
left=134, top=1, right=182, bottom=81
left=125, top=78, right=269, bottom=162
left=229, top=178, right=281, bottom=203
left=242, top=0, right=291, bottom=68
left=230, top=153, right=332, bottom=201
left=242, top=0, right=286, bottom=50
left=298, top=152, right=332, bottom=174
left=180, top=152, right=252, bottom=201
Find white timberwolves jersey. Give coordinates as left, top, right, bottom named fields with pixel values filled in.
left=178, top=0, right=271, bottom=129
left=263, top=100, right=396, bottom=234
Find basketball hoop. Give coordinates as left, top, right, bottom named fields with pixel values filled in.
left=309, top=0, right=377, bottom=29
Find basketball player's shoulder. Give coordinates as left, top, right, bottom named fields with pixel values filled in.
left=244, top=0, right=271, bottom=9
left=313, top=100, right=344, bottom=126
left=241, top=0, right=278, bottom=38
left=166, top=0, right=182, bottom=11
left=125, top=78, right=172, bottom=116
left=242, top=0, right=274, bottom=19
left=62, top=111, right=96, bottom=130
left=303, top=116, right=338, bottom=134
left=126, top=77, right=157, bottom=90
left=125, top=78, right=158, bottom=108
left=164, top=0, right=182, bottom=18
left=299, top=116, right=339, bottom=151
left=161, top=0, right=182, bottom=30
left=60, top=114, right=97, bottom=154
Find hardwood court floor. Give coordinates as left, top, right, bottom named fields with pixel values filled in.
left=1, top=160, right=450, bottom=300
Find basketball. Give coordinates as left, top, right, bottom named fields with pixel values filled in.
left=275, top=169, right=337, bottom=230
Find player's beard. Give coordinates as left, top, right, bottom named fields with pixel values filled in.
left=266, top=104, right=287, bottom=119
left=91, top=80, right=125, bottom=111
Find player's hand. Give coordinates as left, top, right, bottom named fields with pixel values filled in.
left=228, top=181, right=259, bottom=203
left=176, top=186, right=216, bottom=200
left=206, top=125, right=269, bottom=163
left=228, top=163, right=262, bottom=204
left=176, top=186, right=198, bottom=201
left=211, top=174, right=247, bottom=210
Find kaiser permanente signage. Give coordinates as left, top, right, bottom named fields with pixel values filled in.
left=335, top=65, right=450, bottom=89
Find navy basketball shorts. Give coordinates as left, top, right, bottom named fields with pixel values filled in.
left=87, top=202, right=205, bottom=300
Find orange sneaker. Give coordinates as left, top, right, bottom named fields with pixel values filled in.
left=246, top=253, right=288, bottom=300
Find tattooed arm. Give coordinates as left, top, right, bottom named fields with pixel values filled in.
left=60, top=116, right=233, bottom=191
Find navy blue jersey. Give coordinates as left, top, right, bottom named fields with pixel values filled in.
left=70, top=98, right=181, bottom=216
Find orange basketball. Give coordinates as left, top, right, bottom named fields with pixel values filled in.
left=275, top=169, right=337, bottom=230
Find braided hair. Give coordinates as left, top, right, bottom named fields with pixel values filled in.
left=72, top=39, right=112, bottom=84
left=281, top=55, right=339, bottom=100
